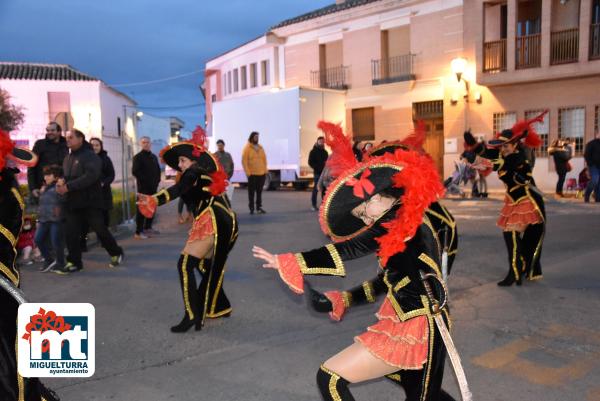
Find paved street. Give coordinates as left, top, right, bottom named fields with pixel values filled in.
left=20, top=189, right=600, bottom=401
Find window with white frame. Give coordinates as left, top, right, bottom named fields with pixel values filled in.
left=227, top=71, right=232, bottom=95
left=525, top=110, right=549, bottom=156
left=233, top=68, right=239, bottom=92
left=241, top=66, right=248, bottom=90
left=261, top=60, right=270, bottom=86
left=493, top=112, right=517, bottom=134
left=250, top=63, right=258, bottom=88
left=223, top=73, right=227, bottom=95
left=558, top=106, right=585, bottom=155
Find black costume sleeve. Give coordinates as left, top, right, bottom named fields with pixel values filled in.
left=294, top=223, right=386, bottom=277
left=152, top=168, right=199, bottom=206
left=342, top=272, right=388, bottom=307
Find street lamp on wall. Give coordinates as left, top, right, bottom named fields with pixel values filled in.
left=451, top=57, right=467, bottom=82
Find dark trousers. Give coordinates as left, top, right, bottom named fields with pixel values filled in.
left=502, top=223, right=544, bottom=281
left=81, top=210, right=110, bottom=247
left=311, top=173, right=323, bottom=208
left=66, top=208, right=122, bottom=267
left=584, top=165, right=600, bottom=202
left=247, top=174, right=266, bottom=211
left=556, top=170, right=567, bottom=194
left=34, top=221, right=65, bottom=265
left=136, top=208, right=154, bottom=234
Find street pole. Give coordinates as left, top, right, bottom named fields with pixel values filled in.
left=120, top=106, right=127, bottom=223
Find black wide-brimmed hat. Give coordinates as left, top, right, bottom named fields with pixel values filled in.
left=319, top=162, right=405, bottom=241
left=367, top=141, right=409, bottom=158
left=159, top=126, right=218, bottom=173
left=0, top=129, right=38, bottom=170
left=488, top=129, right=521, bottom=147
left=160, top=142, right=219, bottom=172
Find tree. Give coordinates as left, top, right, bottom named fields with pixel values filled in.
left=0, top=87, right=25, bottom=132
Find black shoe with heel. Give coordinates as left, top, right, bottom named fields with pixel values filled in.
left=170, top=316, right=201, bottom=333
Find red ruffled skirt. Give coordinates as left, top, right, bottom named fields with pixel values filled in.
left=187, top=212, right=215, bottom=243
left=355, top=297, right=429, bottom=369
left=497, top=196, right=543, bottom=232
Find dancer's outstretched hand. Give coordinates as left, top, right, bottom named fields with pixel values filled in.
left=136, top=193, right=157, bottom=218
left=252, top=246, right=280, bottom=270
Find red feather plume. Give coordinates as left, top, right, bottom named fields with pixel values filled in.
left=208, top=169, right=228, bottom=196
left=190, top=125, right=207, bottom=157
left=375, top=149, right=445, bottom=265
left=0, top=129, right=16, bottom=174
left=512, top=110, right=547, bottom=149
left=317, top=121, right=357, bottom=178
left=399, top=120, right=427, bottom=151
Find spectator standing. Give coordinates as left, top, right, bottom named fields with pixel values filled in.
left=352, top=141, right=362, bottom=162
left=308, top=136, right=328, bottom=211
left=242, top=131, right=267, bottom=214
left=213, top=139, right=235, bottom=201
left=80, top=138, right=116, bottom=250
left=27, top=122, right=68, bottom=203
left=35, top=165, right=65, bottom=272
left=90, top=138, right=115, bottom=227
left=548, top=138, right=573, bottom=197
left=55, top=129, right=124, bottom=273
left=132, top=136, right=161, bottom=238
left=584, top=133, right=600, bottom=202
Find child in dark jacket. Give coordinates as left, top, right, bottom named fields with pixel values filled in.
left=35, top=164, right=66, bottom=272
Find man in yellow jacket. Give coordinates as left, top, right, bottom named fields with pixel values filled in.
left=242, top=131, right=268, bottom=214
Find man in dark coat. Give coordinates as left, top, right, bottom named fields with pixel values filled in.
left=584, top=133, right=600, bottom=202
left=308, top=136, right=328, bottom=210
left=132, top=136, right=161, bottom=238
left=55, top=130, right=124, bottom=273
left=27, top=122, right=68, bottom=203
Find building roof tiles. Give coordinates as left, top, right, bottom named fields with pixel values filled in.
left=0, top=62, right=99, bottom=81
left=270, top=0, right=383, bottom=29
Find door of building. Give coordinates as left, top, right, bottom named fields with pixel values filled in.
left=422, top=119, right=444, bottom=177
left=412, top=100, right=444, bottom=177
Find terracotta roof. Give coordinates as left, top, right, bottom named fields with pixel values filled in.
left=270, top=0, right=383, bottom=29
left=0, top=62, right=99, bottom=81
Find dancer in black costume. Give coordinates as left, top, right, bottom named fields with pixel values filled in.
left=138, top=127, right=238, bottom=332
left=0, top=129, right=59, bottom=401
left=254, top=122, right=458, bottom=401
left=463, top=112, right=546, bottom=286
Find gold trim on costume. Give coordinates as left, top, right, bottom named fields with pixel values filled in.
left=12, top=188, right=25, bottom=212
left=362, top=281, right=375, bottom=303
left=181, top=254, right=195, bottom=320
left=296, top=244, right=346, bottom=276
left=342, top=291, right=352, bottom=308
left=387, top=373, right=402, bottom=382
left=155, top=188, right=171, bottom=204
left=206, top=307, right=232, bottom=318
left=421, top=314, right=436, bottom=401
left=511, top=231, right=519, bottom=279
left=320, top=365, right=343, bottom=401
left=393, top=276, right=411, bottom=292
left=417, top=253, right=442, bottom=278
left=0, top=261, right=19, bottom=286
left=0, top=224, right=16, bottom=246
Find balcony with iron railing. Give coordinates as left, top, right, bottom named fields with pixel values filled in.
left=371, top=54, right=415, bottom=85
left=550, top=28, right=579, bottom=65
left=310, top=65, right=349, bottom=90
left=483, top=39, right=507, bottom=73
left=516, top=33, right=541, bottom=69
left=591, top=23, right=600, bottom=60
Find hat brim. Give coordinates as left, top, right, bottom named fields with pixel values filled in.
left=160, top=142, right=218, bottom=172
left=7, top=147, right=38, bottom=167
left=320, top=162, right=404, bottom=241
